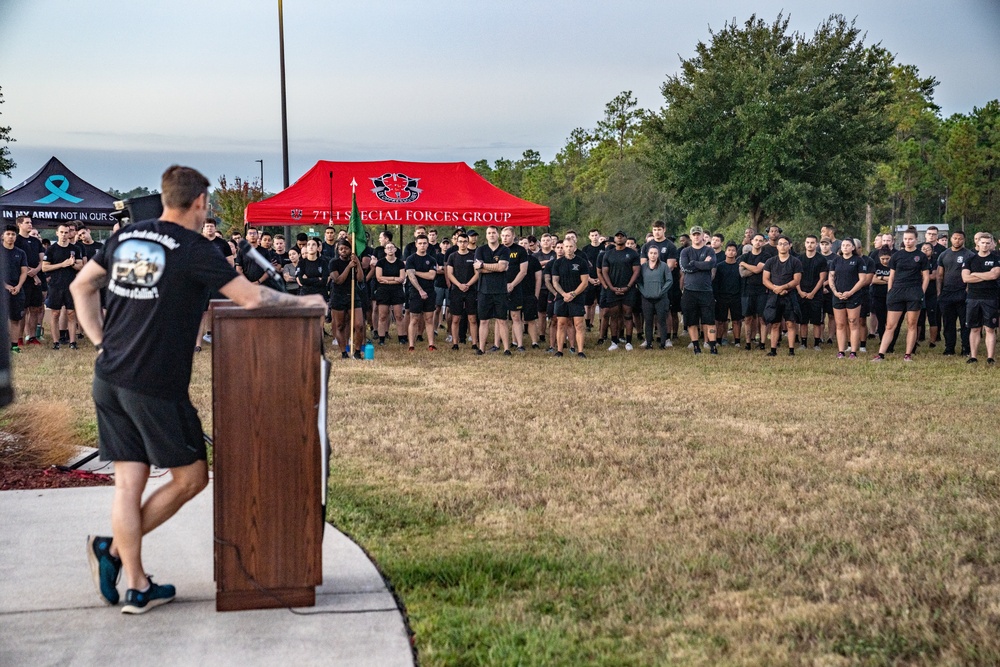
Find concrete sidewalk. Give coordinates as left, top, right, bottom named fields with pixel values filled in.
left=0, top=477, right=415, bottom=666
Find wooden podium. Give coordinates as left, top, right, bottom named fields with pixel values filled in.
left=210, top=301, right=327, bottom=612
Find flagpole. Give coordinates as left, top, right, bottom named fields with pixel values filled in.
left=349, top=178, right=358, bottom=359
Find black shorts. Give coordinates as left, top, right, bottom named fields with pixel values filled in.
left=681, top=290, right=715, bottom=327
left=799, top=296, right=824, bottom=325
left=741, top=293, right=767, bottom=318
left=966, top=298, right=999, bottom=329
left=330, top=289, right=364, bottom=312
left=522, top=295, right=539, bottom=322
left=714, top=294, right=742, bottom=323
left=668, top=283, right=682, bottom=313
left=554, top=297, right=585, bottom=319
left=886, top=285, right=924, bottom=313
left=822, top=290, right=834, bottom=316
left=478, top=292, right=508, bottom=321
left=45, top=285, right=74, bottom=311
left=23, top=280, right=44, bottom=308
left=546, top=298, right=556, bottom=319
left=859, top=290, right=871, bottom=318
left=584, top=283, right=600, bottom=306
left=923, top=291, right=939, bottom=326
left=407, top=291, right=436, bottom=315
left=7, top=291, right=25, bottom=322
left=601, top=287, right=639, bottom=310
left=449, top=288, right=477, bottom=318
left=764, top=293, right=801, bottom=325
left=832, top=293, right=864, bottom=310
left=537, top=289, right=549, bottom=315
left=507, top=288, right=525, bottom=312
left=375, top=285, right=405, bottom=306
left=92, top=376, right=206, bottom=469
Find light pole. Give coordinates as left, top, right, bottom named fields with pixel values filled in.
left=278, top=0, right=289, bottom=190
left=255, top=159, right=264, bottom=195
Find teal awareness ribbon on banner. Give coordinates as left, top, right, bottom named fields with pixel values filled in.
left=34, top=175, right=84, bottom=204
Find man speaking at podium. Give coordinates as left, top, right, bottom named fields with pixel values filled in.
left=71, top=165, right=324, bottom=614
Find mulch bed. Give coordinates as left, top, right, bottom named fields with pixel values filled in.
left=0, top=464, right=114, bottom=491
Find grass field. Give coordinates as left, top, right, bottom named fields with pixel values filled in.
left=8, top=329, right=1000, bottom=666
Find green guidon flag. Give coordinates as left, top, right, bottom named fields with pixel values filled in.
left=348, top=191, right=366, bottom=256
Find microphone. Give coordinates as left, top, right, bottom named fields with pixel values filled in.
left=238, top=240, right=287, bottom=293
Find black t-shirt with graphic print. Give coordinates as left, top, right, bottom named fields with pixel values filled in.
left=94, top=220, right=239, bottom=400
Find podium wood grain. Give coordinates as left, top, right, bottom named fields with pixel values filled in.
left=211, top=302, right=326, bottom=611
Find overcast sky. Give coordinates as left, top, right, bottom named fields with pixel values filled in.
left=1, top=0, right=998, bottom=193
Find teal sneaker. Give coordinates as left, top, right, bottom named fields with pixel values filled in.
left=87, top=535, right=121, bottom=605
left=121, top=576, right=176, bottom=614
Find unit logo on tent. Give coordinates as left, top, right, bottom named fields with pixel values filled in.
left=371, top=173, right=422, bottom=204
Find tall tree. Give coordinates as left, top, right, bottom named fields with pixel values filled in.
left=0, top=86, right=15, bottom=179
left=211, top=175, right=266, bottom=236
left=645, top=13, right=894, bottom=232
left=935, top=114, right=985, bottom=230
left=595, top=91, right=645, bottom=160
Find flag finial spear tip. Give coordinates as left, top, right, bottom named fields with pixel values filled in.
left=350, top=178, right=358, bottom=190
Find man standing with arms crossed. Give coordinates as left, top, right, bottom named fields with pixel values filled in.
left=937, top=230, right=974, bottom=356
left=679, top=226, right=718, bottom=354
left=73, top=166, right=324, bottom=614
left=474, top=226, right=511, bottom=355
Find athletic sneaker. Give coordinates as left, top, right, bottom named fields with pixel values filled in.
left=445, top=335, right=453, bottom=343
left=577, top=352, right=586, bottom=358
left=27, top=338, right=41, bottom=346
left=596, top=338, right=606, bottom=345
left=837, top=352, right=846, bottom=359
left=87, top=535, right=121, bottom=605
left=489, top=345, right=500, bottom=353
left=408, top=346, right=416, bottom=352
left=988, top=358, right=996, bottom=366
left=813, top=344, right=821, bottom=351
left=52, top=342, right=61, bottom=350
left=664, top=339, right=673, bottom=348
left=608, top=342, right=619, bottom=351
left=967, top=357, right=978, bottom=364
left=849, top=352, right=857, bottom=359
left=451, top=344, right=460, bottom=351
left=202, top=332, right=212, bottom=344
left=475, top=349, right=485, bottom=356
left=639, top=340, right=649, bottom=349
left=516, top=346, right=526, bottom=352
left=69, top=342, right=78, bottom=350
left=531, top=343, right=540, bottom=349
left=624, top=342, right=633, bottom=351
left=503, top=349, right=512, bottom=356
left=745, top=342, right=752, bottom=351
left=121, top=576, right=176, bottom=614
left=788, top=348, right=795, bottom=356
left=10, top=343, right=20, bottom=354
left=871, top=354, right=884, bottom=363
left=859, top=346, right=867, bottom=353
left=903, top=354, right=914, bottom=362
left=427, top=345, right=437, bottom=352
left=766, top=350, right=777, bottom=357
left=554, top=351, right=564, bottom=357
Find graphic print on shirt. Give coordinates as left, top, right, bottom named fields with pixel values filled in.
left=110, top=239, right=165, bottom=299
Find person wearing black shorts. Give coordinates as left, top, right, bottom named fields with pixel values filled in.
left=870, top=249, right=891, bottom=341
left=601, top=230, right=641, bottom=351
left=679, top=226, right=719, bottom=354
left=329, top=240, right=366, bottom=358
left=42, top=222, right=83, bottom=350
left=446, top=233, right=479, bottom=350
left=961, top=233, right=1000, bottom=364
left=473, top=226, right=511, bottom=355
left=827, top=238, right=869, bottom=358
left=543, top=239, right=564, bottom=350
left=919, top=241, right=940, bottom=347
left=713, top=242, right=743, bottom=346
left=405, top=234, right=440, bottom=351
left=738, top=234, right=769, bottom=350
left=15, top=216, right=45, bottom=346
left=375, top=242, right=407, bottom=344
left=501, top=227, right=529, bottom=351
left=762, top=236, right=803, bottom=356
left=796, top=235, right=828, bottom=350
left=2, top=226, right=28, bottom=352
left=72, top=165, right=324, bottom=614
left=551, top=235, right=590, bottom=358
left=520, top=241, right=543, bottom=349
left=581, top=229, right=603, bottom=331
left=874, top=227, right=929, bottom=362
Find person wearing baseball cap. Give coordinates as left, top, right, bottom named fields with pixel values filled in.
left=679, top=226, right=719, bottom=354
left=601, top=230, right=641, bottom=350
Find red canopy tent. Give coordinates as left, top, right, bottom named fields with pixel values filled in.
left=244, top=160, right=549, bottom=228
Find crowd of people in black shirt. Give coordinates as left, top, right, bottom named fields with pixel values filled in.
left=8, top=213, right=998, bottom=365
